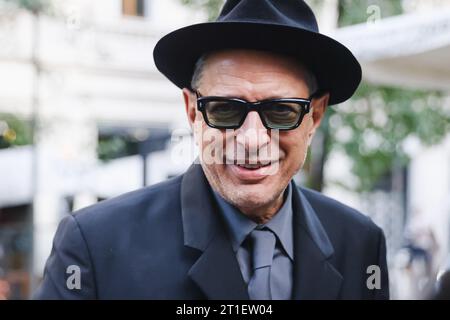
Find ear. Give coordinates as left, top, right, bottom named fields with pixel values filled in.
left=182, top=88, right=197, bottom=129
left=307, top=93, right=329, bottom=145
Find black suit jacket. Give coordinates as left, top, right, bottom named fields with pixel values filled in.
left=33, top=164, right=389, bottom=299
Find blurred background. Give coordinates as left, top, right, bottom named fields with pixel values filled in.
left=0, top=0, right=449, bottom=300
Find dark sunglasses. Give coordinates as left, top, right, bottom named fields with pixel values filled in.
left=194, top=90, right=313, bottom=130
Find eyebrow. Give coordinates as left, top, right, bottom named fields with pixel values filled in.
left=209, top=93, right=295, bottom=101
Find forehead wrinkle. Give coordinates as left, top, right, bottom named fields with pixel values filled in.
left=209, top=53, right=306, bottom=78
left=205, top=74, right=254, bottom=95
left=215, top=54, right=309, bottom=79
left=216, top=62, right=301, bottom=80
left=202, top=54, right=310, bottom=99
left=208, top=74, right=307, bottom=100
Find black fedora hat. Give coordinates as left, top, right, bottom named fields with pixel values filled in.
left=153, top=0, right=361, bottom=105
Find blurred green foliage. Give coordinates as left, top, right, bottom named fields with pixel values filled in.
left=328, top=84, right=450, bottom=191
left=0, top=114, right=33, bottom=149
left=97, top=136, right=128, bottom=162
left=97, top=135, right=139, bottom=162
left=1, top=0, right=54, bottom=14
left=333, top=0, right=450, bottom=190
left=180, top=0, right=224, bottom=21
left=338, top=0, right=403, bottom=26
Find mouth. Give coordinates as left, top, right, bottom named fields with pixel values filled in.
left=235, top=162, right=272, bottom=170
left=227, top=160, right=280, bottom=181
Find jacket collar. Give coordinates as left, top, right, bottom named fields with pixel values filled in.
left=180, top=163, right=343, bottom=299
left=291, top=182, right=343, bottom=299
left=181, top=163, right=248, bottom=299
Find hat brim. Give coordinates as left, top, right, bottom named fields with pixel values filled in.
left=153, top=21, right=361, bottom=105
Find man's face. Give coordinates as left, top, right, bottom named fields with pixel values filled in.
left=183, top=49, right=328, bottom=221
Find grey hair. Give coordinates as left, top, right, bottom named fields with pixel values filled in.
left=191, top=53, right=210, bottom=91
left=191, top=52, right=319, bottom=96
left=302, top=65, right=318, bottom=96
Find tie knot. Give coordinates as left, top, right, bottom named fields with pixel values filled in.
left=249, top=228, right=276, bottom=270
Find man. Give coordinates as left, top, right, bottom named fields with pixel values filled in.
left=34, top=0, right=389, bottom=299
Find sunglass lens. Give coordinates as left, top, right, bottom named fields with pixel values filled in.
left=204, top=101, right=245, bottom=128
left=261, top=102, right=303, bottom=129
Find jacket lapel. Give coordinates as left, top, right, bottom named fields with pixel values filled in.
left=181, top=163, right=249, bottom=300
left=291, top=183, right=343, bottom=299
left=188, top=227, right=249, bottom=300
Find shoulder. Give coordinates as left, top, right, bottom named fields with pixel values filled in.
left=72, top=174, right=183, bottom=231
left=298, top=186, right=387, bottom=273
left=298, top=186, right=383, bottom=238
left=298, top=187, right=389, bottom=299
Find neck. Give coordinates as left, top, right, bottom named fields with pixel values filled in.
left=238, top=192, right=285, bottom=224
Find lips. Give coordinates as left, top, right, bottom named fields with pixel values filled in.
left=236, top=162, right=271, bottom=170
left=225, top=158, right=276, bottom=166
left=227, top=160, right=280, bottom=181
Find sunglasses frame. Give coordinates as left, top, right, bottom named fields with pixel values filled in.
left=194, top=90, right=313, bottom=131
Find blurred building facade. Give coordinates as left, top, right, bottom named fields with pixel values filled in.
left=0, top=0, right=201, bottom=298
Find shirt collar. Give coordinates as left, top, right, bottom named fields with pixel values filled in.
left=212, top=190, right=256, bottom=252
left=264, top=183, right=294, bottom=260
left=212, top=183, right=294, bottom=260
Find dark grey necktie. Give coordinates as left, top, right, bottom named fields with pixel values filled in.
left=247, top=228, right=276, bottom=300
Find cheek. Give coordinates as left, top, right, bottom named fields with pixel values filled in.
left=196, top=122, right=228, bottom=166
left=193, top=112, right=213, bottom=147
left=280, top=130, right=310, bottom=170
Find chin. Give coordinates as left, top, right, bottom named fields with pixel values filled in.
left=224, top=182, right=279, bottom=210
left=203, top=163, right=287, bottom=210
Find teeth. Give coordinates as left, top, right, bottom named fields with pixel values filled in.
left=226, top=159, right=275, bottom=165
left=237, top=163, right=269, bottom=169
left=239, top=164, right=260, bottom=169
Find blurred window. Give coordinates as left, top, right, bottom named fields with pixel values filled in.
left=122, top=0, right=146, bottom=17
left=97, top=126, right=170, bottom=162
left=0, top=204, right=31, bottom=299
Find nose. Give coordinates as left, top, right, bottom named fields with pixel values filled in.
left=235, top=111, right=270, bottom=158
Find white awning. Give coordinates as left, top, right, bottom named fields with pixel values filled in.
left=334, top=8, right=450, bottom=91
